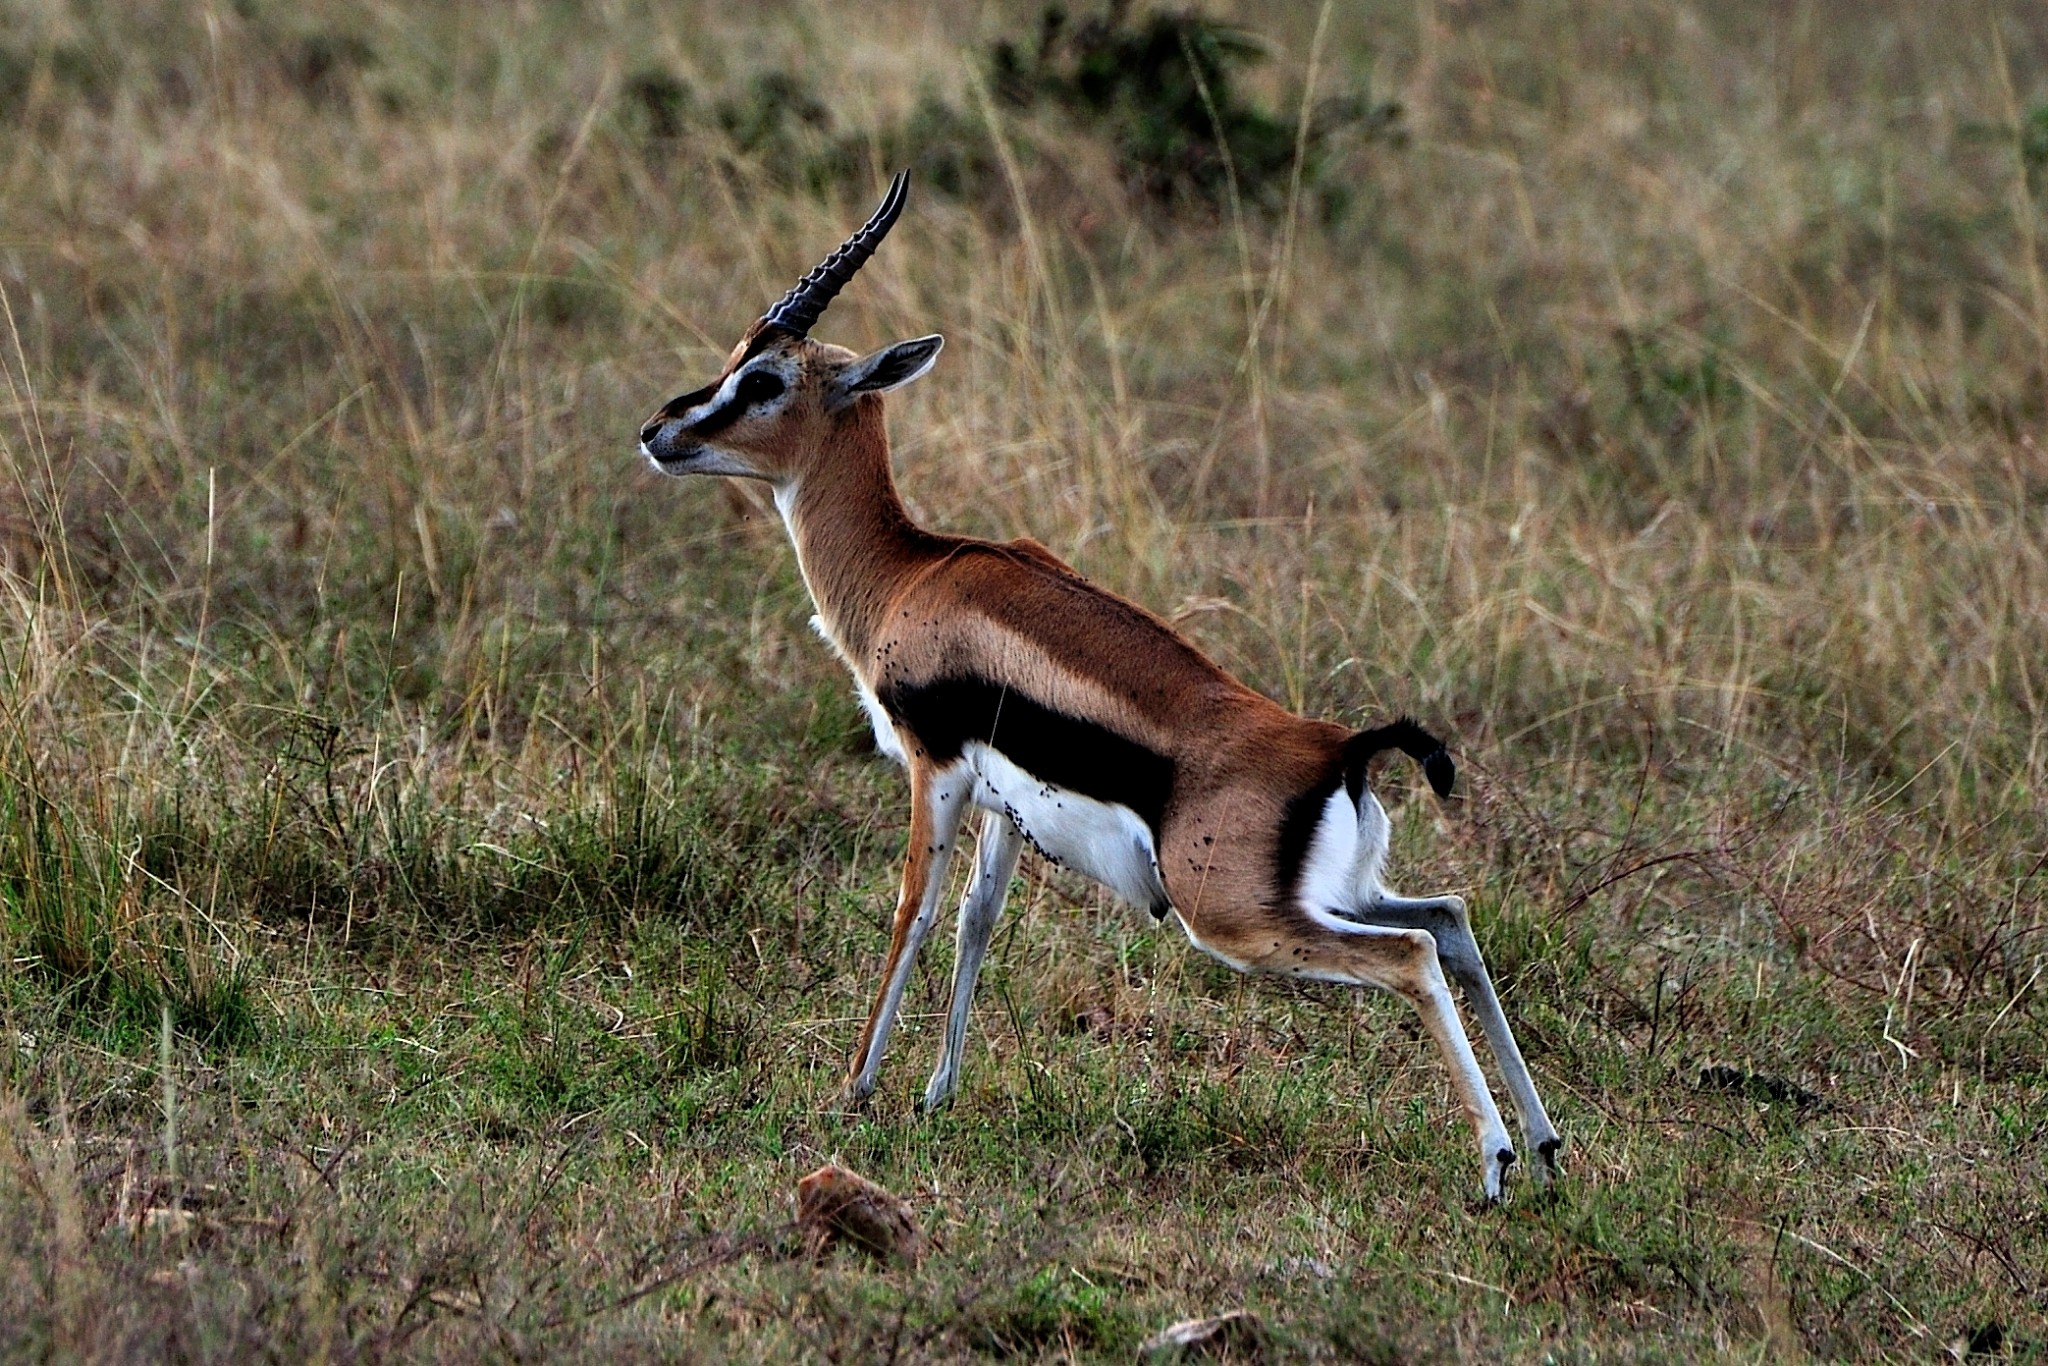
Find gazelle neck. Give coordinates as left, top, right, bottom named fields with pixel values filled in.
left=771, top=409, right=936, bottom=657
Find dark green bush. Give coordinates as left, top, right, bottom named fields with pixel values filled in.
left=2023, top=104, right=2048, bottom=195
left=617, top=4, right=1399, bottom=216
left=991, top=2, right=1402, bottom=208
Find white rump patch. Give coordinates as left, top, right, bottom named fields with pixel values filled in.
left=961, top=742, right=1170, bottom=915
left=1294, top=784, right=1394, bottom=933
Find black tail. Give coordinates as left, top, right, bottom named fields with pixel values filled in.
left=1343, top=718, right=1455, bottom=804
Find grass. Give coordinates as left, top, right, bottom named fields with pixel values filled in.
left=2, top=0, right=2046, bottom=1359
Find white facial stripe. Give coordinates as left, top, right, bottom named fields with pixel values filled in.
left=681, top=370, right=742, bottom=426
left=683, top=360, right=795, bottom=429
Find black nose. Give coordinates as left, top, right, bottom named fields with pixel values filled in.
left=639, top=418, right=665, bottom=447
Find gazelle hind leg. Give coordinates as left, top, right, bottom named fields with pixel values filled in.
left=1200, top=916, right=1518, bottom=1201
left=922, top=811, right=1024, bottom=1112
left=847, top=762, right=973, bottom=1102
left=1348, top=893, right=1563, bottom=1181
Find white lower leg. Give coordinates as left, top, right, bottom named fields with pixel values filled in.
left=1361, top=894, right=1562, bottom=1178
left=848, top=896, right=942, bottom=1101
left=1300, top=920, right=1519, bottom=1201
left=924, top=813, right=1022, bottom=1111
left=848, top=773, right=970, bottom=1101
left=1406, top=970, right=1517, bottom=1201
left=1462, top=986, right=1562, bottom=1179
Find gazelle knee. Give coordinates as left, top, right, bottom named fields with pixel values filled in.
left=1421, top=898, right=1484, bottom=980
left=1383, top=927, right=1451, bottom=998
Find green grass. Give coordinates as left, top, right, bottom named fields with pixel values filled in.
left=3, top=0, right=2047, bottom=1360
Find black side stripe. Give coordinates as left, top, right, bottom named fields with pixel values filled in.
left=878, top=676, right=1175, bottom=837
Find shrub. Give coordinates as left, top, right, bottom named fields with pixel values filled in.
left=991, top=2, right=1402, bottom=209
left=618, top=4, right=1399, bottom=216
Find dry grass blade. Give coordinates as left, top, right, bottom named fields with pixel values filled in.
left=0, top=1, right=2042, bottom=1360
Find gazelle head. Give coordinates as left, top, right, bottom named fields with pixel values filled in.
left=638, top=172, right=943, bottom=485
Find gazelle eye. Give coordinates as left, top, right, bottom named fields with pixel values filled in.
left=737, top=370, right=785, bottom=404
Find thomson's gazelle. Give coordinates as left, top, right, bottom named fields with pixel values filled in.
left=637, top=174, right=1561, bottom=1198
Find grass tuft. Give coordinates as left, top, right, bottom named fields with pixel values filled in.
left=1, top=1, right=2045, bottom=1359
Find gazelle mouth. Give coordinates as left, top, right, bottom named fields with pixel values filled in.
left=640, top=439, right=696, bottom=473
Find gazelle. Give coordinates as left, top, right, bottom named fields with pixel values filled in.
left=637, top=174, right=1561, bottom=1199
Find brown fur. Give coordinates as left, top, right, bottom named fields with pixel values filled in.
left=642, top=326, right=1559, bottom=1198
left=658, top=338, right=1360, bottom=928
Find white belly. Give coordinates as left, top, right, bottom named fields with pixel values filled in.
left=962, top=741, right=1171, bottom=915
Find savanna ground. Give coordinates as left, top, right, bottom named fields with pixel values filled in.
left=2, top=1, right=2045, bottom=1360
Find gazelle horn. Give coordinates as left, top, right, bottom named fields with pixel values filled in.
left=760, top=171, right=910, bottom=337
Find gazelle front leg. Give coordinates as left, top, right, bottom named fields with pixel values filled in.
left=846, top=759, right=973, bottom=1102
left=923, top=810, right=1025, bottom=1112
left=1351, top=893, right=1563, bottom=1182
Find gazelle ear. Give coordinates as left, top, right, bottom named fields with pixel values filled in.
left=828, top=335, right=944, bottom=410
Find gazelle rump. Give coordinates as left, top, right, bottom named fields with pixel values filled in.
left=636, top=173, right=1561, bottom=1199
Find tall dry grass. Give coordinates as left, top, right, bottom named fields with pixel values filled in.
left=0, top=0, right=2045, bottom=1358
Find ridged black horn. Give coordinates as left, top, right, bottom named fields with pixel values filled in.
left=760, top=172, right=909, bottom=337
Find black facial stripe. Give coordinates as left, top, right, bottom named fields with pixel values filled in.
left=688, top=395, right=748, bottom=437
left=879, top=676, right=1175, bottom=838
left=682, top=369, right=785, bottom=437
left=660, top=381, right=718, bottom=415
